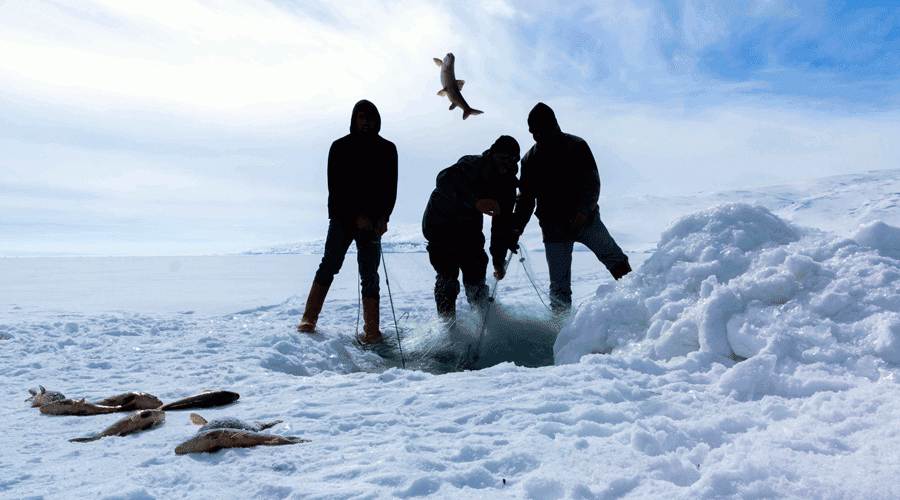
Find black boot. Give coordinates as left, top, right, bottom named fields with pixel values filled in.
left=435, top=293, right=457, bottom=326
left=464, top=281, right=489, bottom=316
left=435, top=276, right=459, bottom=326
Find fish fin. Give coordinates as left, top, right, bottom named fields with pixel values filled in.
left=437, top=89, right=448, bottom=97
left=433, top=58, right=443, bottom=67
left=190, top=413, right=207, bottom=426
left=457, top=80, right=465, bottom=89
left=463, top=108, right=484, bottom=120
left=449, top=103, right=457, bottom=110
left=258, top=420, right=283, bottom=431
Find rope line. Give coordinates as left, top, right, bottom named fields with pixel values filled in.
left=469, top=249, right=516, bottom=367
left=517, top=244, right=552, bottom=312
left=380, top=242, right=406, bottom=368
left=355, top=269, right=362, bottom=336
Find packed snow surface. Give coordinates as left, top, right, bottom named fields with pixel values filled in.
left=4, top=172, right=900, bottom=499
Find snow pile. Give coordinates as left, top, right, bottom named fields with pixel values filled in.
left=852, top=220, right=900, bottom=260
left=558, top=203, right=900, bottom=398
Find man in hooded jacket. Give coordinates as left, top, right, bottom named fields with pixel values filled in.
left=513, top=102, right=631, bottom=314
left=422, top=136, right=521, bottom=325
left=297, top=100, right=399, bottom=343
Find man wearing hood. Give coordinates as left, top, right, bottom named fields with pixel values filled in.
left=513, top=102, right=631, bottom=314
left=422, top=136, right=521, bottom=325
left=298, top=100, right=399, bottom=344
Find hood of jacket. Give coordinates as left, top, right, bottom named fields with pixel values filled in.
left=350, top=99, right=382, bottom=135
left=527, top=102, right=562, bottom=143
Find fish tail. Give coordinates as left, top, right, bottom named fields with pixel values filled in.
left=70, top=435, right=102, bottom=443
left=463, top=108, right=484, bottom=120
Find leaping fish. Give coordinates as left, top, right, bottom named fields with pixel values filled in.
left=434, top=53, right=484, bottom=120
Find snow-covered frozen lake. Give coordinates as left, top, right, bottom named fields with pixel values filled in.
left=0, top=250, right=614, bottom=318
left=5, top=170, right=900, bottom=499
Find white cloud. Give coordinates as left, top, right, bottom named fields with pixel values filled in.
left=91, top=169, right=198, bottom=192
left=481, top=0, right=517, bottom=19
left=1, top=0, right=899, bottom=255
left=0, top=0, right=456, bottom=113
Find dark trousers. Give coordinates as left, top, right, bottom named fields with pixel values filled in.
left=314, top=219, right=381, bottom=299
left=544, top=214, right=627, bottom=312
left=427, top=243, right=489, bottom=310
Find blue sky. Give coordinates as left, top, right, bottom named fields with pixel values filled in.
left=2, top=0, right=899, bottom=256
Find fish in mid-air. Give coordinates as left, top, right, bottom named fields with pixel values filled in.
left=434, top=53, right=483, bottom=120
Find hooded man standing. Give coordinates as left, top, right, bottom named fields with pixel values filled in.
left=513, top=103, right=631, bottom=314
left=422, top=136, right=521, bottom=325
left=297, top=100, right=398, bottom=344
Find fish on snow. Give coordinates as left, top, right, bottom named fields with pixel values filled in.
left=69, top=410, right=166, bottom=443
left=174, top=413, right=309, bottom=455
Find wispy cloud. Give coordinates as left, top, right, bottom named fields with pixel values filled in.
left=1, top=0, right=899, bottom=255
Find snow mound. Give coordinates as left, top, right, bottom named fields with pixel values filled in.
left=556, top=203, right=900, bottom=400
left=852, top=220, right=900, bottom=260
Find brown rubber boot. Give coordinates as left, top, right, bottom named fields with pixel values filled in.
left=297, top=281, right=329, bottom=333
left=360, top=297, right=383, bottom=344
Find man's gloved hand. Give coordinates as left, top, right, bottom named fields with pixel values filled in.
left=475, top=199, right=500, bottom=216
left=375, top=217, right=388, bottom=236
left=493, top=264, right=506, bottom=280
left=508, top=234, right=520, bottom=254
left=357, top=215, right=374, bottom=232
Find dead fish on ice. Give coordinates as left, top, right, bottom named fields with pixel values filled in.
left=40, top=398, right=123, bottom=416
left=29, top=387, right=163, bottom=414
left=26, top=386, right=67, bottom=407
left=188, top=412, right=282, bottom=432
left=70, top=410, right=166, bottom=443
left=95, top=392, right=163, bottom=411
left=434, top=53, right=484, bottom=120
left=174, top=413, right=309, bottom=455
left=159, top=390, right=240, bottom=411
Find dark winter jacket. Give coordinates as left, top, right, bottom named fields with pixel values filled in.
left=514, top=104, right=601, bottom=242
left=422, top=150, right=518, bottom=266
left=327, top=100, right=399, bottom=225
